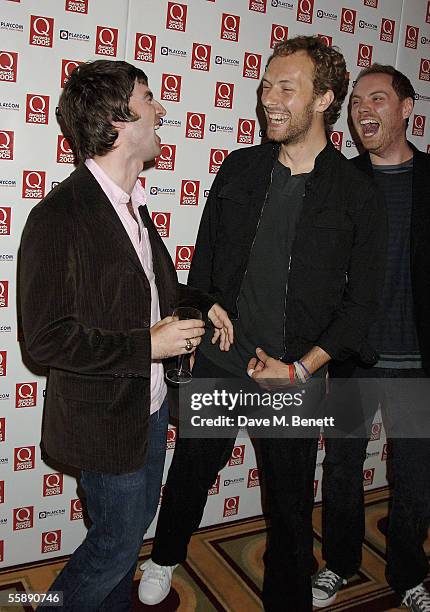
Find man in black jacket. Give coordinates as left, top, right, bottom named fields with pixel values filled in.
left=139, top=37, right=386, bottom=611
left=312, top=65, right=430, bottom=612
left=20, top=60, right=232, bottom=611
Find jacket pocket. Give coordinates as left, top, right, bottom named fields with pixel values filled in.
left=311, top=209, right=349, bottom=229
left=55, top=372, right=119, bottom=403
left=296, top=218, right=353, bottom=270
left=218, top=184, right=250, bottom=206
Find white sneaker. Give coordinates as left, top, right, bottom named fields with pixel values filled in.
left=138, top=558, right=178, bottom=605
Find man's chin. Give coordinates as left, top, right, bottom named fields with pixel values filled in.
left=360, top=138, right=381, bottom=153
left=266, top=129, right=288, bottom=143
left=149, top=144, right=161, bottom=161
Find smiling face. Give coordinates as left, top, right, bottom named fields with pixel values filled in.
left=261, top=52, right=319, bottom=146
left=351, top=73, right=413, bottom=158
left=125, top=80, right=166, bottom=163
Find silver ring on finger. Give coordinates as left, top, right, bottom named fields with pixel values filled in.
left=185, top=338, right=193, bottom=351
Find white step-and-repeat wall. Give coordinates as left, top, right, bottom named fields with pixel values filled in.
left=0, top=0, right=428, bottom=567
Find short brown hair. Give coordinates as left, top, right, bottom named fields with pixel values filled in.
left=58, top=60, right=148, bottom=163
left=355, top=63, right=415, bottom=101
left=270, top=35, right=349, bottom=129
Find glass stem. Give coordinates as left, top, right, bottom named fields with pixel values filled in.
left=177, top=355, right=185, bottom=376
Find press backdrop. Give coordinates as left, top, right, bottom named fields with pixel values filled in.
left=0, top=0, right=428, bottom=566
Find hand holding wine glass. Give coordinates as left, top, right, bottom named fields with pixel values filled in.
left=165, top=307, right=203, bottom=383
left=150, top=308, right=204, bottom=361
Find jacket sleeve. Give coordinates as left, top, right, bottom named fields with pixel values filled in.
left=186, top=162, right=228, bottom=301
left=19, top=206, right=151, bottom=378
left=176, top=283, right=215, bottom=319
left=316, top=185, right=387, bottom=362
left=176, top=161, right=229, bottom=315
left=175, top=159, right=231, bottom=315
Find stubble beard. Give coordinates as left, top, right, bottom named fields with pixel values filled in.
left=267, top=100, right=315, bottom=146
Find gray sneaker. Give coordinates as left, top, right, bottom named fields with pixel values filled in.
left=312, top=567, right=347, bottom=608
left=402, top=583, right=430, bottom=612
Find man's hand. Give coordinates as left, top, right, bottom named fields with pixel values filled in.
left=150, top=316, right=205, bottom=360
left=247, top=347, right=294, bottom=389
left=247, top=345, right=330, bottom=388
left=208, top=303, right=234, bottom=351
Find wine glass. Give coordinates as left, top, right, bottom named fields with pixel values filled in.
left=165, top=307, right=202, bottom=384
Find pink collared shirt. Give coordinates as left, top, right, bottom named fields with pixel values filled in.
left=85, top=158, right=166, bottom=414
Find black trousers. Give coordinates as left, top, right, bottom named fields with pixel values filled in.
left=152, top=352, right=321, bottom=611
left=322, top=367, right=430, bottom=593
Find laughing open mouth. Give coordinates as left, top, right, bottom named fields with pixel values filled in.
left=360, top=118, right=380, bottom=136
left=267, top=113, right=289, bottom=125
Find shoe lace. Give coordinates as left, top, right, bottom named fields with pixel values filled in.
left=405, top=584, right=430, bottom=611
left=144, top=563, right=170, bottom=586
left=315, top=569, right=341, bottom=589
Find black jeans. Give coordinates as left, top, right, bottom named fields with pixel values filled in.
left=152, top=352, right=322, bottom=611
left=322, top=367, right=430, bottom=593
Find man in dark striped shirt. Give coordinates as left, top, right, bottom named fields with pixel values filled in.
left=312, top=65, right=430, bottom=612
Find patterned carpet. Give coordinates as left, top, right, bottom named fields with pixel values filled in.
left=0, top=487, right=428, bottom=611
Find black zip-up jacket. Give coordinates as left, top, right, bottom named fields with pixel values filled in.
left=188, top=141, right=387, bottom=365
left=352, top=144, right=430, bottom=374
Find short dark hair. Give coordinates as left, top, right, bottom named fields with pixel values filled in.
left=269, top=35, right=349, bottom=129
left=355, top=63, right=415, bottom=102
left=58, top=60, right=148, bottom=163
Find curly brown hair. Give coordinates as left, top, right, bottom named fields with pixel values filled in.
left=270, top=35, right=349, bottom=129
left=58, top=60, right=148, bottom=163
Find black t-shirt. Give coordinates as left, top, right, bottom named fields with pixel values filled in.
left=200, top=160, right=310, bottom=376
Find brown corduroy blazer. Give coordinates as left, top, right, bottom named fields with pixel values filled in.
left=19, top=163, right=210, bottom=474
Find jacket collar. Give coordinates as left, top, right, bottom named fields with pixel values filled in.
left=72, top=163, right=146, bottom=275
left=218, top=139, right=340, bottom=209
left=353, top=141, right=421, bottom=177
left=353, top=142, right=428, bottom=246
left=272, top=139, right=337, bottom=173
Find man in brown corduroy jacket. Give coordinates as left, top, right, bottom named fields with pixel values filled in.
left=20, top=59, right=232, bottom=611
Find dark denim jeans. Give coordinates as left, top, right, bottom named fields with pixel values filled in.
left=323, top=437, right=430, bottom=593
left=322, top=368, right=430, bottom=593
left=39, top=399, right=168, bottom=612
